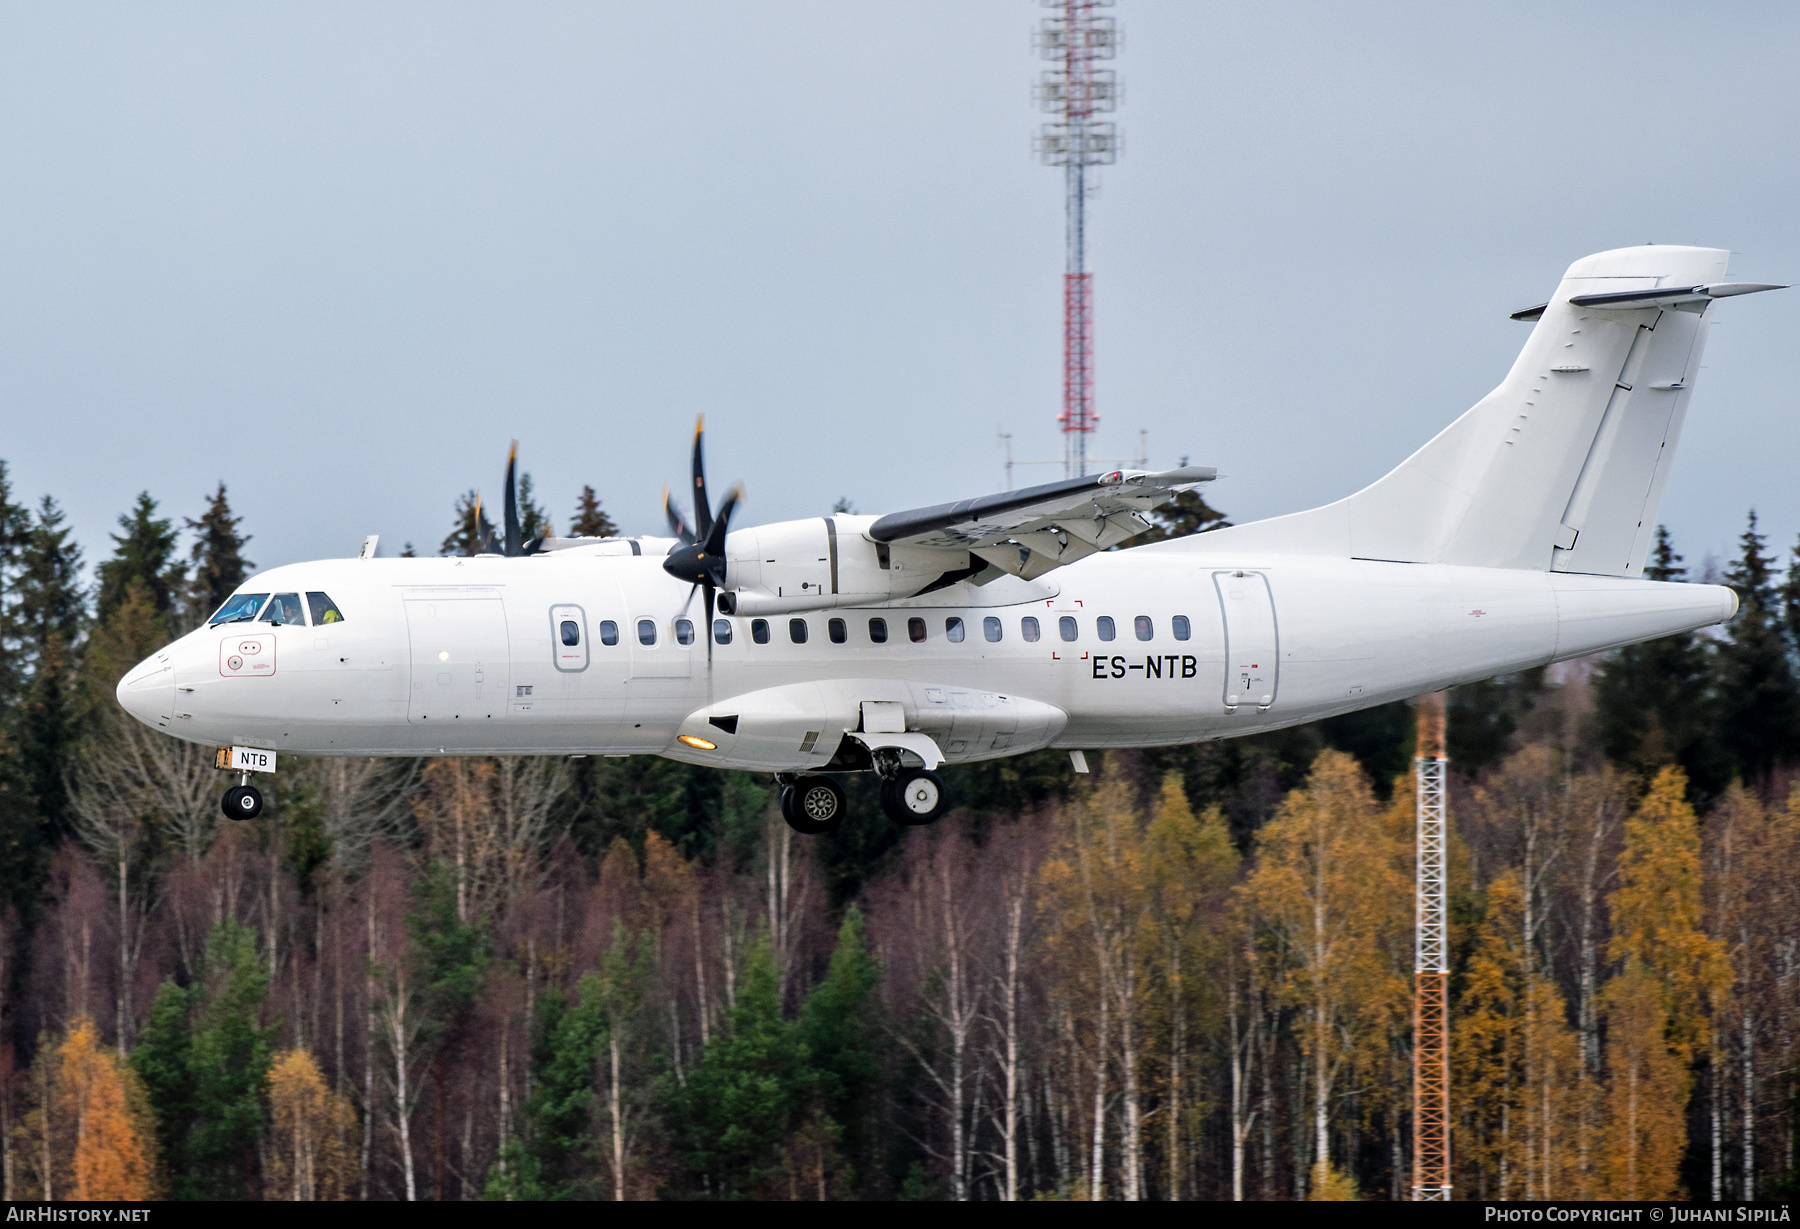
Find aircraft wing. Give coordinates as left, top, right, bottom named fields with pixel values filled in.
left=867, top=465, right=1216, bottom=581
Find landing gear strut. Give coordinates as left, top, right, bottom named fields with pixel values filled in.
left=778, top=774, right=846, bottom=835
left=880, top=768, right=947, bottom=826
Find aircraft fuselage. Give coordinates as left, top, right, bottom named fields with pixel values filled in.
left=118, top=537, right=1735, bottom=772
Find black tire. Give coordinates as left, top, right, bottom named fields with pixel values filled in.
left=780, top=775, right=845, bottom=835
left=222, top=784, right=264, bottom=821
left=881, top=769, right=947, bottom=826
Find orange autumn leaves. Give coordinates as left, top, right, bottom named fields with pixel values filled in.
left=15, top=1017, right=157, bottom=1200
left=12, top=1021, right=356, bottom=1201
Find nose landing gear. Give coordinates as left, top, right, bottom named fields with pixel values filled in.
left=222, top=781, right=263, bottom=820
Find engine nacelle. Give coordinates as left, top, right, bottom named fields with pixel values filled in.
left=723, top=515, right=968, bottom=616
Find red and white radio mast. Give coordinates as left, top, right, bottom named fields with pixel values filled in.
left=1035, top=0, right=1120, bottom=479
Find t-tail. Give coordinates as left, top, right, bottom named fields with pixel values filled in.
left=1212, top=245, right=1784, bottom=576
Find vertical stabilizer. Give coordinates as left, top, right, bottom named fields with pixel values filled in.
left=1205, top=246, right=1775, bottom=575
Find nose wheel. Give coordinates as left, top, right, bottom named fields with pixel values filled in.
left=881, top=768, right=947, bottom=826
left=222, top=783, right=263, bottom=821
left=778, top=775, right=846, bottom=835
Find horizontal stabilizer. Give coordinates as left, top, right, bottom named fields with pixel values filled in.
left=1569, top=281, right=1785, bottom=310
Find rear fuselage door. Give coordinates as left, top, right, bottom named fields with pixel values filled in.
left=404, top=590, right=510, bottom=725
left=1213, top=570, right=1278, bottom=710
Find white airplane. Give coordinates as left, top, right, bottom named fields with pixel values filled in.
left=118, top=245, right=1781, bottom=834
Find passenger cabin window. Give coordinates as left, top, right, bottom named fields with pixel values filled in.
left=1135, top=615, right=1154, bottom=641
left=713, top=619, right=733, bottom=645
left=1096, top=616, right=1116, bottom=642
left=1021, top=616, right=1040, bottom=642
left=984, top=616, right=1002, bottom=643
left=599, top=620, right=619, bottom=646
left=260, top=593, right=306, bottom=626
left=1059, top=616, right=1078, bottom=642
left=789, top=618, right=808, bottom=644
left=946, top=617, right=965, bottom=643
left=675, top=619, right=695, bottom=646
left=1172, top=615, right=1191, bottom=641
left=637, top=619, right=657, bottom=646
left=908, top=617, right=927, bottom=643
left=210, top=593, right=268, bottom=626
left=869, top=617, right=888, bottom=644
left=828, top=618, right=847, bottom=644
left=560, top=621, right=580, bottom=647
left=752, top=619, right=770, bottom=644
left=307, top=592, right=345, bottom=624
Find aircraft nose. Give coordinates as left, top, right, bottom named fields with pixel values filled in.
left=116, top=651, right=175, bottom=731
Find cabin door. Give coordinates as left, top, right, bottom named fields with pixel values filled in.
left=404, top=591, right=510, bottom=725
left=1213, top=570, right=1279, bottom=710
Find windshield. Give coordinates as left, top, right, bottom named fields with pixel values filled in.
left=209, top=593, right=269, bottom=626
left=259, top=593, right=306, bottom=626
left=307, top=592, right=345, bottom=625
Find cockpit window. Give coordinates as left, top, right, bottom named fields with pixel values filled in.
left=260, top=593, right=306, bottom=626
left=209, top=593, right=268, bottom=626
left=307, top=592, right=345, bottom=625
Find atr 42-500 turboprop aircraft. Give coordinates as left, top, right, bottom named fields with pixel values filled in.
left=118, top=245, right=1783, bottom=833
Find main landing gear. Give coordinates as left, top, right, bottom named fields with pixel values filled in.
left=774, top=763, right=949, bottom=835
left=778, top=775, right=847, bottom=835
left=881, top=768, right=947, bottom=826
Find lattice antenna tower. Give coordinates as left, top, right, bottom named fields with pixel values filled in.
left=1034, top=0, right=1120, bottom=479
left=1413, top=691, right=1452, bottom=1200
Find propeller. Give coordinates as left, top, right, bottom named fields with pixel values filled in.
left=662, top=415, right=744, bottom=663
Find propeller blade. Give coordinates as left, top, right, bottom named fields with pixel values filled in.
left=503, top=440, right=522, bottom=557
left=472, top=491, right=489, bottom=556
left=675, top=580, right=700, bottom=621
left=691, top=415, right=712, bottom=543
left=703, top=581, right=715, bottom=667
left=663, top=487, right=696, bottom=545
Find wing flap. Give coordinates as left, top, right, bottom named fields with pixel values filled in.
left=870, top=465, right=1214, bottom=580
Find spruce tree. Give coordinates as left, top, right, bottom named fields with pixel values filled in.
left=1716, top=511, right=1800, bottom=783
left=516, top=472, right=549, bottom=541
left=184, top=484, right=252, bottom=627
left=799, top=907, right=881, bottom=1186
left=1132, top=488, right=1230, bottom=544
left=0, top=460, right=33, bottom=707
left=570, top=485, right=618, bottom=539
left=441, top=490, right=493, bottom=556
left=1591, top=526, right=1718, bottom=790
left=132, top=979, right=196, bottom=1180
left=667, top=936, right=821, bottom=1197
left=96, top=492, right=183, bottom=628
left=185, top=919, right=275, bottom=1199
left=13, top=496, right=85, bottom=842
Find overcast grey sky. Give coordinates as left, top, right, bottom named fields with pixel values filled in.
left=2, top=2, right=1796, bottom=579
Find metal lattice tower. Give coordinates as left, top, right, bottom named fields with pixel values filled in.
left=1034, top=0, right=1119, bottom=479
left=1413, top=690, right=1452, bottom=1201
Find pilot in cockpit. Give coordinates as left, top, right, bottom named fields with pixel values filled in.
left=260, top=593, right=306, bottom=627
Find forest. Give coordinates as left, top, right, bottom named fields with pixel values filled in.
left=0, top=460, right=1794, bottom=1201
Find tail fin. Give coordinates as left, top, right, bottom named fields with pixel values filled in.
left=1213, top=246, right=1780, bottom=575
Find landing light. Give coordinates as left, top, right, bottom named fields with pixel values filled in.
left=438, top=651, right=449, bottom=661
left=678, top=735, right=717, bottom=751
